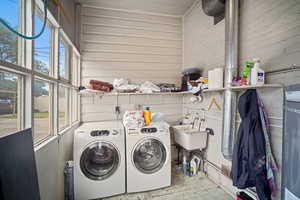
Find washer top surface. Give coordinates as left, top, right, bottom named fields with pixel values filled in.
left=126, top=121, right=170, bottom=136
left=77, top=121, right=123, bottom=131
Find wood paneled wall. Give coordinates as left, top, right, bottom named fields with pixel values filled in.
left=80, top=5, right=183, bottom=86
left=80, top=5, right=184, bottom=124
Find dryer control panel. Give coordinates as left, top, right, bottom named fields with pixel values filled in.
left=90, top=129, right=120, bottom=137
left=141, top=127, right=158, bottom=134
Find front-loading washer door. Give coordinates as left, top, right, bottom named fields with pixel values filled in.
left=80, top=142, right=119, bottom=181
left=133, top=138, right=166, bottom=174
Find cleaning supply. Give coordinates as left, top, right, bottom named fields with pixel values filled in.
left=143, top=107, right=151, bottom=126
left=250, top=59, right=265, bottom=85
left=182, top=153, right=188, bottom=175
left=189, top=155, right=201, bottom=176
left=242, top=61, right=254, bottom=85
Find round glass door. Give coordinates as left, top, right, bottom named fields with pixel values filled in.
left=80, top=142, right=119, bottom=180
left=133, top=139, right=166, bottom=174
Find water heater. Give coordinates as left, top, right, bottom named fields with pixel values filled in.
left=282, top=84, right=300, bottom=200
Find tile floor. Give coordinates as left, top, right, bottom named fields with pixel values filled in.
left=103, top=165, right=233, bottom=200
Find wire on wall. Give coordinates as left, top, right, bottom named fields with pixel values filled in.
left=0, top=0, right=48, bottom=40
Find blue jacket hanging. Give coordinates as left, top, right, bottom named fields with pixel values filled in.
left=231, top=89, right=272, bottom=200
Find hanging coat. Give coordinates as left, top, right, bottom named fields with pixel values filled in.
left=231, top=89, right=272, bottom=200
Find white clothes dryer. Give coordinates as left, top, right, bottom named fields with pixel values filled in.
left=74, top=121, right=125, bottom=200
left=125, top=122, right=171, bottom=193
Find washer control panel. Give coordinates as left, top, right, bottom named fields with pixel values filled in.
left=90, top=129, right=120, bottom=137
left=141, top=127, right=158, bottom=134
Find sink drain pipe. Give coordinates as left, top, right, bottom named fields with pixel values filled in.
left=221, top=0, right=239, bottom=160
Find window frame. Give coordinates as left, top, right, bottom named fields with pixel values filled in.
left=0, top=0, right=81, bottom=147
left=0, top=0, right=25, bottom=67
left=0, top=69, right=24, bottom=133
left=33, top=77, right=54, bottom=144
left=58, top=36, right=70, bottom=81
left=58, top=84, right=70, bottom=131
left=33, top=6, right=55, bottom=77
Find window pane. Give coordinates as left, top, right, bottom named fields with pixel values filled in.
left=59, top=39, right=68, bottom=79
left=0, top=71, right=21, bottom=136
left=0, top=0, right=19, bottom=64
left=33, top=79, right=51, bottom=142
left=34, top=9, right=52, bottom=75
left=72, top=53, right=78, bottom=86
left=59, top=86, right=69, bottom=130
left=72, top=89, right=78, bottom=123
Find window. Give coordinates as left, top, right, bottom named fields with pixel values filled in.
left=0, top=0, right=20, bottom=64
left=72, top=89, right=78, bottom=123
left=0, top=0, right=80, bottom=145
left=0, top=71, right=22, bottom=136
left=72, top=53, right=78, bottom=86
left=33, top=79, right=52, bottom=142
left=59, top=38, right=69, bottom=80
left=59, top=85, right=69, bottom=130
left=34, top=8, right=53, bottom=75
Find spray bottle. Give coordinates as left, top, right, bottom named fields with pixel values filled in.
left=242, top=61, right=254, bottom=85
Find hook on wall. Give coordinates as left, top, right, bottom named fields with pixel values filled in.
left=207, top=97, right=222, bottom=111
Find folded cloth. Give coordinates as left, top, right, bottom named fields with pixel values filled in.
left=139, top=81, right=161, bottom=93
left=113, top=78, right=129, bottom=88
left=87, top=80, right=113, bottom=92
left=123, top=111, right=144, bottom=129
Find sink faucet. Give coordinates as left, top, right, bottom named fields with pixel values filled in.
left=192, top=117, right=200, bottom=129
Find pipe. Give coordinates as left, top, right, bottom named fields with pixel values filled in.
left=221, top=0, right=239, bottom=160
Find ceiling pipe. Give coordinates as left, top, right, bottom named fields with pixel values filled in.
left=221, top=0, right=239, bottom=160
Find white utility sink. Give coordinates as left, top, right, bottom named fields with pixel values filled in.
left=172, top=125, right=208, bottom=151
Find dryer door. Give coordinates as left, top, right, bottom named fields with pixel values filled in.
left=80, top=142, right=119, bottom=180
left=133, top=138, right=167, bottom=174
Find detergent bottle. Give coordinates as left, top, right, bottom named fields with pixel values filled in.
left=143, top=107, right=151, bottom=126
left=250, top=59, right=265, bottom=85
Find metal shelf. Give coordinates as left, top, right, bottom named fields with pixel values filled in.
left=202, top=88, right=226, bottom=93
left=79, top=90, right=193, bottom=96
left=201, top=84, right=283, bottom=93
left=79, top=84, right=283, bottom=97
left=228, top=84, right=283, bottom=91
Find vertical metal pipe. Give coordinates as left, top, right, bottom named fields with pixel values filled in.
left=222, top=0, right=239, bottom=160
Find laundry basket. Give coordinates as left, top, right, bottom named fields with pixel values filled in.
left=64, top=161, right=74, bottom=200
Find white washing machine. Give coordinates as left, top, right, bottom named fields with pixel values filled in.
left=126, top=122, right=171, bottom=193
left=74, top=121, right=125, bottom=200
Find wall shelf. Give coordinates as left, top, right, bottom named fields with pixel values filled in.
left=79, top=90, right=193, bottom=96
left=79, top=84, right=283, bottom=97
left=228, top=84, right=283, bottom=91
left=200, top=84, right=283, bottom=93
left=202, top=88, right=226, bottom=93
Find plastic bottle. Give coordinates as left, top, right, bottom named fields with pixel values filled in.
left=189, top=155, right=201, bottom=176
left=182, top=153, right=188, bottom=175
left=189, top=159, right=196, bottom=176
left=143, top=107, right=151, bottom=126
left=251, top=59, right=265, bottom=85
left=242, top=61, right=254, bottom=85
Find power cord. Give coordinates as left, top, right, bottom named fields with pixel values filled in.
left=0, top=0, right=48, bottom=40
